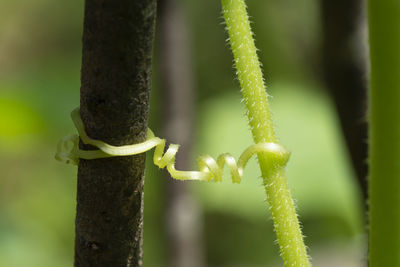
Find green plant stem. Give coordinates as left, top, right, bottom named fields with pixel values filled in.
left=221, top=0, right=310, bottom=266
left=367, top=0, right=400, bottom=265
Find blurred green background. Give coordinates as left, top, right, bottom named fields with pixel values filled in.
left=0, top=0, right=365, bottom=266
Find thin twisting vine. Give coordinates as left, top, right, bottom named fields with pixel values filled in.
left=56, top=108, right=290, bottom=183
left=221, top=0, right=310, bottom=266
left=56, top=0, right=310, bottom=265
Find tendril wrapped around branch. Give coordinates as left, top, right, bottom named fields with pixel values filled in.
left=56, top=108, right=290, bottom=183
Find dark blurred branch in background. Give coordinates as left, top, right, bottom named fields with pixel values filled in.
left=158, top=0, right=206, bottom=266
left=321, top=0, right=368, bottom=205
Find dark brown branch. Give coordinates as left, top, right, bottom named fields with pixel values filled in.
left=75, top=0, right=157, bottom=266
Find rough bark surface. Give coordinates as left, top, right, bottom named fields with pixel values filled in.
left=75, top=0, right=157, bottom=266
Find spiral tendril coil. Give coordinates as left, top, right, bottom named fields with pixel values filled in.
left=55, top=108, right=290, bottom=183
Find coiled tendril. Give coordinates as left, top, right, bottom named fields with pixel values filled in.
left=55, top=107, right=290, bottom=183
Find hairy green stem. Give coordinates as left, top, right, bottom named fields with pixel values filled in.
left=221, top=0, right=310, bottom=266
left=367, top=0, right=400, bottom=265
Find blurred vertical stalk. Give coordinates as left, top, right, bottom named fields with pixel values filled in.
left=367, top=0, right=400, bottom=265
left=321, top=0, right=368, bottom=204
left=158, top=0, right=205, bottom=266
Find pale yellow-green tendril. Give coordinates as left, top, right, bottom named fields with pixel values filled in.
left=55, top=107, right=290, bottom=183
